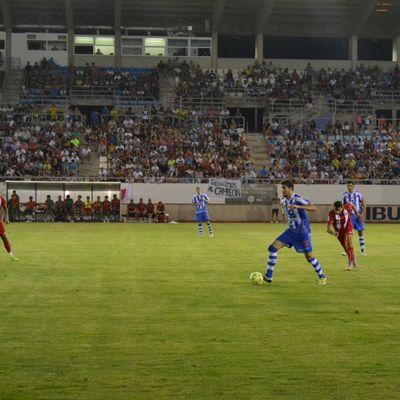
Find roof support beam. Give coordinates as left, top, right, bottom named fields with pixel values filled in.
left=351, top=0, right=378, bottom=35
left=64, top=0, right=74, bottom=65
left=65, top=0, right=73, bottom=29
left=114, top=0, right=122, bottom=67
left=0, top=0, right=12, bottom=67
left=256, top=0, right=274, bottom=34
left=0, top=0, right=11, bottom=28
left=212, top=0, right=225, bottom=33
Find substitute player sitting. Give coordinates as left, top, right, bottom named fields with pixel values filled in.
left=327, top=201, right=360, bottom=271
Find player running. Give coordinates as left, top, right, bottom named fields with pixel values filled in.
left=192, top=187, right=213, bottom=237
left=327, top=200, right=360, bottom=270
left=264, top=179, right=326, bottom=285
left=0, top=195, right=18, bottom=260
left=342, top=181, right=367, bottom=255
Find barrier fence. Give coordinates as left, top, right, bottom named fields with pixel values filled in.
left=3, top=180, right=400, bottom=222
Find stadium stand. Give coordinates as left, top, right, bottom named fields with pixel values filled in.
left=21, top=59, right=159, bottom=106
left=264, top=120, right=400, bottom=182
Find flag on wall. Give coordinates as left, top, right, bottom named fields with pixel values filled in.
left=120, top=183, right=134, bottom=203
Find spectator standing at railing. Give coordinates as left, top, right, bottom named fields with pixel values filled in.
left=98, top=167, right=107, bottom=181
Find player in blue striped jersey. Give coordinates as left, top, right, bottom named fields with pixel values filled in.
left=192, top=187, right=213, bottom=237
left=264, top=179, right=327, bottom=285
left=342, top=181, right=367, bottom=255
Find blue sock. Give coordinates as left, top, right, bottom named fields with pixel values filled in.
left=197, top=223, right=203, bottom=236
left=265, top=245, right=278, bottom=279
left=308, top=257, right=325, bottom=278
left=207, top=222, right=213, bottom=236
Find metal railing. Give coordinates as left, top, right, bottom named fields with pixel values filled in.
left=374, top=90, right=400, bottom=104
left=70, top=85, right=158, bottom=103
left=1, top=176, right=399, bottom=185
left=172, top=97, right=224, bottom=109
left=7, top=58, right=21, bottom=70
left=19, top=95, right=69, bottom=106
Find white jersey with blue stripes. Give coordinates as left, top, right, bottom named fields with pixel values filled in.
left=192, top=193, right=209, bottom=213
left=282, top=193, right=311, bottom=232
left=342, top=191, right=364, bottom=214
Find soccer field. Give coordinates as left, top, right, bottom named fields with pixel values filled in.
left=0, top=223, right=399, bottom=400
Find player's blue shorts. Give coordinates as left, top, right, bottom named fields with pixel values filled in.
left=195, top=211, right=210, bottom=223
left=276, top=228, right=313, bottom=254
left=351, top=214, right=365, bottom=231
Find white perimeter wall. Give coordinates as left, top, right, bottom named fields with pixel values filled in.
left=132, top=184, right=400, bottom=206
left=295, top=185, right=400, bottom=205
left=2, top=183, right=399, bottom=206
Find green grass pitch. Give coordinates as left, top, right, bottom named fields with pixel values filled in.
left=0, top=223, right=399, bottom=400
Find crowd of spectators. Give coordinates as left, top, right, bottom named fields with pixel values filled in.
left=100, top=108, right=255, bottom=181
left=7, top=190, right=170, bottom=223
left=159, top=58, right=400, bottom=105
left=158, top=58, right=313, bottom=102
left=264, top=119, right=400, bottom=182
left=316, top=64, right=400, bottom=102
left=0, top=104, right=92, bottom=177
left=22, top=58, right=159, bottom=100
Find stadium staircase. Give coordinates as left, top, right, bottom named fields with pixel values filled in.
left=246, top=132, right=270, bottom=171
left=159, top=76, right=176, bottom=107
left=1, top=59, right=23, bottom=105
left=79, top=150, right=100, bottom=178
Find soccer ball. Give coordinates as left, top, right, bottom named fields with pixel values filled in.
left=249, top=272, right=264, bottom=285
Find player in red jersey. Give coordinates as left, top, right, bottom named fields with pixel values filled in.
left=93, top=196, right=102, bottom=222
left=326, top=200, right=360, bottom=270
left=136, top=198, right=146, bottom=222
left=145, top=199, right=156, bottom=222
left=0, top=195, right=18, bottom=260
left=111, top=194, right=120, bottom=222
left=102, top=196, right=111, bottom=223
left=126, top=199, right=136, bottom=223
left=156, top=201, right=166, bottom=223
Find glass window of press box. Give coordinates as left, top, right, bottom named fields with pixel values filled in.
left=144, top=37, right=166, bottom=56
left=121, top=36, right=211, bottom=57
left=122, top=37, right=143, bottom=56
left=27, top=36, right=67, bottom=51
left=74, top=36, right=115, bottom=55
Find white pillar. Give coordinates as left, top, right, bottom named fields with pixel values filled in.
left=255, top=33, right=263, bottom=62
left=115, top=29, right=122, bottom=67
left=67, top=29, right=74, bottom=66
left=211, top=32, right=218, bottom=69
left=393, top=36, right=400, bottom=64
left=349, top=35, right=358, bottom=69
left=5, top=28, right=11, bottom=69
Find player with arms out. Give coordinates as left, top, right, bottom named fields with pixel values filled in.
left=192, top=187, right=213, bottom=237
left=327, top=200, right=360, bottom=271
left=342, top=181, right=367, bottom=255
left=264, top=180, right=326, bottom=285
left=0, top=194, right=18, bottom=260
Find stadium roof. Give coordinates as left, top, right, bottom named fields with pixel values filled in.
left=1, top=0, right=400, bottom=38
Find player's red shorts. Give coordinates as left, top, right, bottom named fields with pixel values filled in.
left=338, top=228, right=354, bottom=248
left=0, top=221, right=5, bottom=234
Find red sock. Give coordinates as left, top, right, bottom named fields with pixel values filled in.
left=0, top=234, right=11, bottom=253
left=347, top=246, right=354, bottom=263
